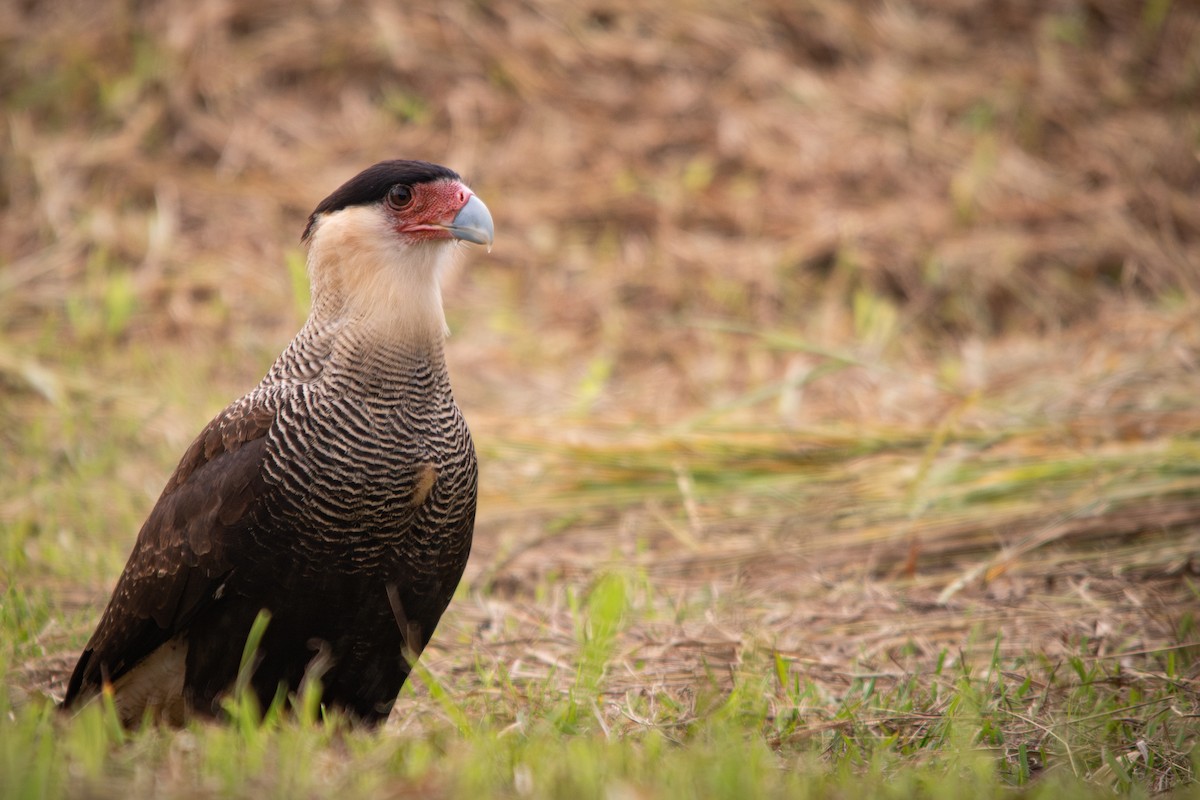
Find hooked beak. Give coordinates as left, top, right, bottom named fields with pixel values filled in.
left=444, top=194, right=494, bottom=249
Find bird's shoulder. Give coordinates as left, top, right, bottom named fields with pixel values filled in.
left=163, top=389, right=281, bottom=494
left=113, top=388, right=283, bottom=605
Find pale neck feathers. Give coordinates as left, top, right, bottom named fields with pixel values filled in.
left=303, top=205, right=460, bottom=346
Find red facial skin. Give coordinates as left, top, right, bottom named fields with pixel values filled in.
left=387, top=179, right=473, bottom=242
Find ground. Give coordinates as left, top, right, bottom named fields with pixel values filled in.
left=1, top=0, right=1199, bottom=797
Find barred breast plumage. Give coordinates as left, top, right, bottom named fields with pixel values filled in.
left=62, top=160, right=494, bottom=726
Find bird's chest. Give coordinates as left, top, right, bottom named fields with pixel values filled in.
left=262, top=390, right=474, bottom=542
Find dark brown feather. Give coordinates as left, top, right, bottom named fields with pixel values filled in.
left=63, top=401, right=275, bottom=706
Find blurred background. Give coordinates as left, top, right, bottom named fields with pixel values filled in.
left=3, top=0, right=1200, bottom=720
left=4, top=0, right=1197, bottom=424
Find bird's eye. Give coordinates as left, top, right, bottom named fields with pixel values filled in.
left=386, top=185, right=413, bottom=210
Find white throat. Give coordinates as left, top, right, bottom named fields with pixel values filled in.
left=303, top=205, right=459, bottom=343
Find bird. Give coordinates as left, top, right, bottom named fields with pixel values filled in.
left=61, top=159, right=493, bottom=726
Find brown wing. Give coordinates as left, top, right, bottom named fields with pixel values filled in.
left=62, top=398, right=276, bottom=708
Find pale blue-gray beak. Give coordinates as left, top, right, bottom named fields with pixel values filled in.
left=445, top=195, right=494, bottom=248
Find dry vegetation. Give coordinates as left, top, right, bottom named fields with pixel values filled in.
left=2, top=0, right=1200, bottom=796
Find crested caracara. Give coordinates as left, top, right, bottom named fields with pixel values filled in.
left=62, top=160, right=493, bottom=726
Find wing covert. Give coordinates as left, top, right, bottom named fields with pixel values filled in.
left=62, top=399, right=276, bottom=707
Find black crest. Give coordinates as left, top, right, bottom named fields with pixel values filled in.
left=302, top=160, right=461, bottom=241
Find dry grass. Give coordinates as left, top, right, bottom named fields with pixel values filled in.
left=4, top=1, right=1199, bottom=381
left=2, top=0, right=1200, bottom=795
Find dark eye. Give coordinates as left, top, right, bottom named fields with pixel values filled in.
left=386, top=184, right=413, bottom=210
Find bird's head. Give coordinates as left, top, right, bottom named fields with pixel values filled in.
left=300, top=160, right=494, bottom=341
